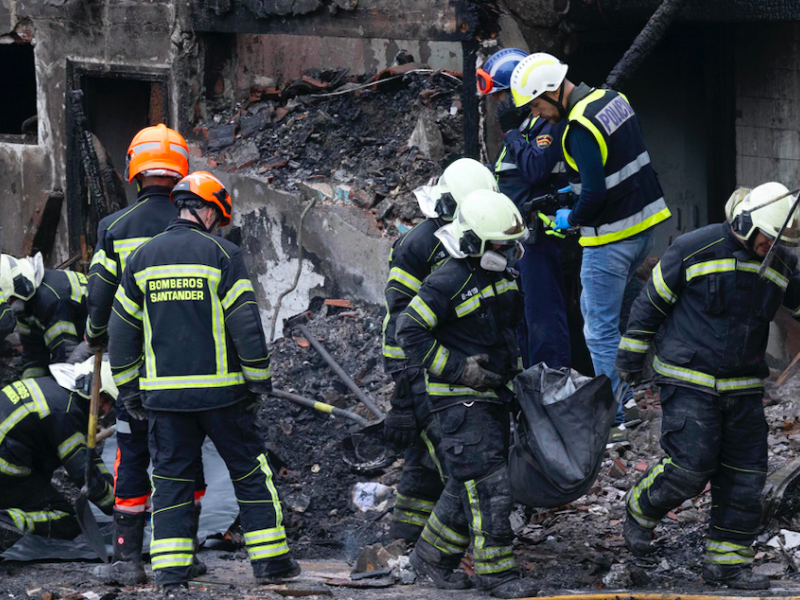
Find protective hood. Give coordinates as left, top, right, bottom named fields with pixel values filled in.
left=434, top=222, right=468, bottom=259
left=31, top=252, right=45, bottom=288
left=413, top=177, right=441, bottom=219
left=50, top=363, right=80, bottom=395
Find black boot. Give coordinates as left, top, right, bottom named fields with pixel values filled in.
left=254, top=556, right=302, bottom=584
left=703, top=563, right=770, bottom=590
left=480, top=576, right=539, bottom=599
left=0, top=511, right=24, bottom=552
left=92, top=510, right=148, bottom=585
left=188, top=503, right=207, bottom=579
left=624, top=512, right=656, bottom=557
left=409, top=548, right=471, bottom=590
left=388, top=519, right=424, bottom=544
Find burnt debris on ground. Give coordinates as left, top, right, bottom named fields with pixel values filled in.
left=195, top=68, right=465, bottom=233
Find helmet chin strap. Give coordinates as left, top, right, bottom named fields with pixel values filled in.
left=540, top=85, right=567, bottom=119
left=188, top=206, right=220, bottom=233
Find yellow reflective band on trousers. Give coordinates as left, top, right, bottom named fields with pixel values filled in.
left=427, top=382, right=498, bottom=398
left=619, top=336, right=650, bottom=354
left=381, top=299, right=406, bottom=361
left=704, top=539, right=755, bottom=566
left=421, top=429, right=445, bottom=483
left=389, top=267, right=422, bottom=294
left=150, top=537, right=194, bottom=570
left=579, top=200, right=671, bottom=247
left=420, top=512, right=470, bottom=555
left=394, top=493, right=434, bottom=528
left=627, top=460, right=666, bottom=529
left=465, top=480, right=516, bottom=575
left=244, top=526, right=290, bottom=561
left=57, top=432, right=86, bottom=460
left=90, top=250, right=118, bottom=278
left=653, top=357, right=763, bottom=393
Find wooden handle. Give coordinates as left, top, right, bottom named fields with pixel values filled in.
left=87, top=350, right=102, bottom=450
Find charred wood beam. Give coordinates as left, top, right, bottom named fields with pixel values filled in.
left=462, top=39, right=479, bottom=159
left=193, top=0, right=499, bottom=41
left=563, top=0, right=800, bottom=23
left=604, top=0, right=690, bottom=91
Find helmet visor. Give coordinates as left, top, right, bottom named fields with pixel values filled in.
left=477, top=69, right=495, bottom=95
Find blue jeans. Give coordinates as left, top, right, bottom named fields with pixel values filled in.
left=580, top=230, right=654, bottom=415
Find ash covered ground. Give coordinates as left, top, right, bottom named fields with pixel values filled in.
left=5, top=302, right=800, bottom=598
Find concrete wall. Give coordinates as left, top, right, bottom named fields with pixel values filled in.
left=0, top=0, right=186, bottom=261
left=215, top=172, right=393, bottom=339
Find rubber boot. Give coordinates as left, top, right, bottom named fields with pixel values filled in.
left=254, top=556, right=302, bottom=584
left=388, top=519, right=424, bottom=544
left=624, top=512, right=656, bottom=557
left=703, top=563, right=770, bottom=590
left=0, top=511, right=24, bottom=552
left=92, top=510, right=148, bottom=585
left=481, top=576, right=539, bottom=599
left=188, top=503, right=207, bottom=579
left=409, top=548, right=471, bottom=590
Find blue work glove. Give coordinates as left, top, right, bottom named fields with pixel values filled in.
left=554, top=208, right=573, bottom=231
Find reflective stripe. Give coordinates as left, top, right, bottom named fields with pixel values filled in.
left=151, top=554, right=194, bottom=569
left=244, top=527, right=286, bottom=545
left=65, top=271, right=88, bottom=304
left=90, top=250, right=118, bottom=277
left=44, top=321, right=78, bottom=346
left=619, top=336, right=649, bottom=354
left=113, top=362, right=141, bottom=387
left=606, top=150, right=650, bottom=189
left=627, top=461, right=666, bottom=528
left=247, top=541, right=290, bottom=560
left=685, top=259, right=736, bottom=282
left=562, top=89, right=610, bottom=171
left=704, top=539, right=756, bottom=566
left=389, top=267, right=422, bottom=293
left=170, top=143, right=189, bottom=159
left=737, top=261, right=760, bottom=274
left=242, top=364, right=271, bottom=382
left=28, top=510, right=70, bottom=523
left=421, top=512, right=469, bottom=555
left=652, top=262, right=676, bottom=305
left=707, top=539, right=752, bottom=554
left=552, top=161, right=566, bottom=174
left=151, top=537, right=194, bottom=553
left=762, top=267, right=789, bottom=290
left=221, top=279, right=254, bottom=310
left=256, top=453, right=283, bottom=528
left=474, top=545, right=514, bottom=561
left=653, top=357, right=763, bottom=392
left=396, top=494, right=435, bottom=511
left=115, top=287, right=143, bottom=321
left=116, top=419, right=132, bottom=434
left=429, top=344, right=449, bottom=376
left=57, top=432, right=85, bottom=460
left=465, top=480, right=486, bottom=555
left=25, top=380, right=49, bottom=417
left=408, top=296, right=437, bottom=328
left=494, top=162, right=517, bottom=173
left=382, top=345, right=406, bottom=360
left=130, top=142, right=162, bottom=155
left=455, top=294, right=481, bottom=318
left=140, top=373, right=245, bottom=390
left=7, top=508, right=34, bottom=532
left=427, top=383, right=497, bottom=398
left=132, top=264, right=221, bottom=289
left=395, top=510, right=428, bottom=527
left=113, top=237, right=150, bottom=272
left=455, top=280, right=518, bottom=318
left=0, top=456, right=31, bottom=476
left=579, top=199, right=671, bottom=247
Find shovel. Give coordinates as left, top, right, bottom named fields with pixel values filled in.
left=74, top=350, right=109, bottom=563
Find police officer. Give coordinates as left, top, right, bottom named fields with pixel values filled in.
left=0, top=357, right=115, bottom=551
left=108, top=171, right=299, bottom=590
left=509, top=53, right=671, bottom=416
left=397, top=190, right=536, bottom=599
left=0, top=253, right=87, bottom=379
left=484, top=48, right=571, bottom=369
left=384, top=158, right=499, bottom=543
left=88, top=125, right=207, bottom=586
left=616, top=182, right=800, bottom=590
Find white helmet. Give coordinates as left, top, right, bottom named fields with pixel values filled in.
left=436, top=190, right=528, bottom=271
left=729, top=182, right=800, bottom=247
left=430, top=158, right=499, bottom=221
left=510, top=52, right=569, bottom=109
left=73, top=355, right=119, bottom=401
left=0, top=253, right=44, bottom=302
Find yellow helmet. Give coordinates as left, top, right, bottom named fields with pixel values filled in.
left=431, top=158, right=499, bottom=221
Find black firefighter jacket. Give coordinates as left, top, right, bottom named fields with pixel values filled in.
left=617, top=223, right=800, bottom=395
left=109, top=219, right=271, bottom=411
left=396, top=256, right=523, bottom=411
left=86, top=186, right=178, bottom=346
left=0, top=376, right=113, bottom=511
left=18, top=270, right=88, bottom=379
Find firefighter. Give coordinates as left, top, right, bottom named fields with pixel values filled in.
left=0, top=253, right=87, bottom=379
left=510, top=53, right=671, bottom=419
left=616, top=182, right=800, bottom=590
left=397, top=190, right=537, bottom=599
left=88, top=125, right=207, bottom=586
left=483, top=48, right=571, bottom=370
left=0, top=298, right=15, bottom=340
left=0, top=356, right=115, bottom=551
left=108, top=171, right=299, bottom=590
left=383, top=158, right=498, bottom=543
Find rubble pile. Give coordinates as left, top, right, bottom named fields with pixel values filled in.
left=196, top=69, right=466, bottom=231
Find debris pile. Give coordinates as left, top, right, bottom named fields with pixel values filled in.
left=195, top=68, right=466, bottom=231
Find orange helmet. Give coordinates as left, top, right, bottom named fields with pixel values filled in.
left=171, top=171, right=232, bottom=227
left=125, top=124, right=189, bottom=183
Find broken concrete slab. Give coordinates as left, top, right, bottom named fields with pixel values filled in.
left=407, top=109, right=444, bottom=162
left=207, top=123, right=237, bottom=150
left=228, top=141, right=261, bottom=170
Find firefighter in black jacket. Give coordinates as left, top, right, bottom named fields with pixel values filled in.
left=616, top=182, right=800, bottom=590
left=88, top=125, right=207, bottom=587
left=383, top=158, right=499, bottom=542
left=0, top=253, right=87, bottom=379
left=0, top=357, right=115, bottom=551
left=397, top=190, right=536, bottom=599
left=0, top=300, right=15, bottom=341
left=108, top=171, right=299, bottom=590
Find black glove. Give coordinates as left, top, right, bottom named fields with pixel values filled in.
left=88, top=465, right=114, bottom=516
left=383, top=408, right=418, bottom=448
left=495, top=96, right=528, bottom=133
left=123, top=391, right=148, bottom=421
left=66, top=341, right=93, bottom=365
left=85, top=332, right=108, bottom=353
left=618, top=369, right=643, bottom=385
left=460, top=354, right=503, bottom=391
left=245, top=393, right=262, bottom=414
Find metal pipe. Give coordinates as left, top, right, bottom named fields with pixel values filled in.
left=296, top=323, right=384, bottom=419
left=271, top=388, right=370, bottom=427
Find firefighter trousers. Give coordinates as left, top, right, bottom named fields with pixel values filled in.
left=0, top=471, right=80, bottom=539
left=391, top=368, right=447, bottom=541
left=115, top=410, right=206, bottom=514
left=414, top=402, right=518, bottom=584
left=627, top=384, right=767, bottom=567
left=148, top=401, right=290, bottom=585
